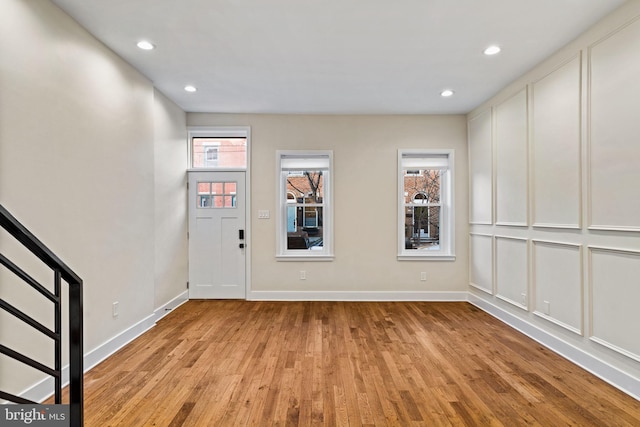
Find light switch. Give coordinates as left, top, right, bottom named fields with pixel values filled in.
left=258, top=210, right=270, bottom=219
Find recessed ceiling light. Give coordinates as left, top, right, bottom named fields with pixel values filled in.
left=483, top=45, right=501, bottom=55
left=184, top=85, right=197, bottom=93
left=136, top=40, right=155, bottom=50
left=440, top=89, right=454, bottom=97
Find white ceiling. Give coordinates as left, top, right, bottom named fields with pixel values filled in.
left=51, top=0, right=626, bottom=115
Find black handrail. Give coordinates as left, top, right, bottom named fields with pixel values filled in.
left=0, top=204, right=83, bottom=426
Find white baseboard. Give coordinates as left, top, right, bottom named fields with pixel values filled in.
left=20, top=314, right=155, bottom=403
left=19, top=291, right=188, bottom=403
left=83, top=314, right=156, bottom=374
left=153, top=291, right=188, bottom=323
left=248, top=290, right=468, bottom=301
left=468, top=293, right=640, bottom=401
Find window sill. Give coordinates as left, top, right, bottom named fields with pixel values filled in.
left=397, top=254, right=456, bottom=261
left=276, top=254, right=335, bottom=262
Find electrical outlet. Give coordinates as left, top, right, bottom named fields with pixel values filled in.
left=521, top=293, right=527, bottom=305
left=420, top=272, right=427, bottom=281
left=299, top=270, right=306, bottom=280
left=112, top=301, right=119, bottom=318
left=543, top=300, right=550, bottom=315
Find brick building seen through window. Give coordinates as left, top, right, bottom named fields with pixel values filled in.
left=193, top=137, right=246, bottom=208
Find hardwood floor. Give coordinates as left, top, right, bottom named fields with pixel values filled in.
left=66, top=301, right=640, bottom=426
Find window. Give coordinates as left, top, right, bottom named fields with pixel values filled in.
left=197, top=181, right=237, bottom=208
left=398, top=149, right=455, bottom=260
left=205, top=145, right=219, bottom=166
left=277, top=151, right=333, bottom=260
left=189, top=128, right=248, bottom=169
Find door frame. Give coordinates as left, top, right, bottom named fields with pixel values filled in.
left=187, top=126, right=251, bottom=300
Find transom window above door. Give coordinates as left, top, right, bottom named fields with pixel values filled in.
left=192, top=137, right=246, bottom=169
left=189, top=127, right=249, bottom=170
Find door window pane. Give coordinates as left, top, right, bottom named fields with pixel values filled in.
left=197, top=181, right=237, bottom=209
left=225, top=182, right=237, bottom=194
left=211, top=182, right=223, bottom=194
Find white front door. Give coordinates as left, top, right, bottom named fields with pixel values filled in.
left=188, top=171, right=246, bottom=299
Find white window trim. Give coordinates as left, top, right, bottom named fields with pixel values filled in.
left=398, top=149, right=455, bottom=261
left=276, top=150, right=334, bottom=261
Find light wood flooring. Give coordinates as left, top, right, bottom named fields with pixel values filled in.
left=64, top=301, right=640, bottom=426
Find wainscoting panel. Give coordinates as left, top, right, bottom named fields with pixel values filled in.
left=469, top=233, right=493, bottom=294
left=532, top=241, right=583, bottom=334
left=468, top=109, right=493, bottom=225
left=589, top=247, right=640, bottom=362
left=495, top=236, right=528, bottom=310
left=589, top=17, right=640, bottom=231
left=495, top=89, right=528, bottom=226
left=531, top=56, right=582, bottom=229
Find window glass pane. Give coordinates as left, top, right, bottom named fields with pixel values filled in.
left=192, top=137, right=247, bottom=168
left=285, top=171, right=324, bottom=202
left=197, top=181, right=237, bottom=208
left=211, top=182, right=223, bottom=194
left=404, top=206, right=440, bottom=251
left=225, top=182, right=236, bottom=194
left=287, top=206, right=324, bottom=250
left=403, top=169, right=441, bottom=204
left=198, top=195, right=212, bottom=208
left=197, top=182, right=211, bottom=195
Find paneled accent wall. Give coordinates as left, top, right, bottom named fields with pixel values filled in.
left=495, top=89, right=528, bottom=226
left=467, top=4, right=640, bottom=398
left=495, top=236, right=528, bottom=310
left=531, top=56, right=582, bottom=229
left=589, top=247, right=640, bottom=362
left=588, top=18, right=640, bottom=231
left=468, top=110, right=492, bottom=224
left=532, top=241, right=582, bottom=335
left=469, top=233, right=492, bottom=294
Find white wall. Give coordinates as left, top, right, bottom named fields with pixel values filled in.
left=188, top=113, right=469, bottom=299
left=153, top=89, right=188, bottom=310
left=467, top=1, right=640, bottom=397
left=0, top=0, right=187, bottom=400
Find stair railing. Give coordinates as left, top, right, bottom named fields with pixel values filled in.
left=0, top=204, right=83, bottom=426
